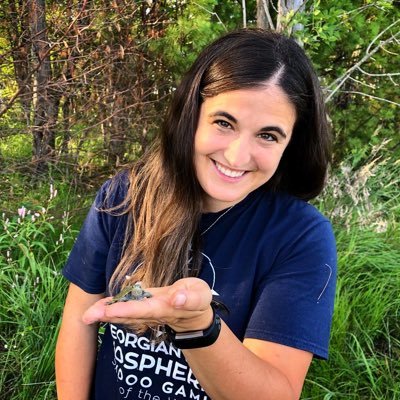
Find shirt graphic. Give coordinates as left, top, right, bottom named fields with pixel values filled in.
left=107, top=324, right=209, bottom=399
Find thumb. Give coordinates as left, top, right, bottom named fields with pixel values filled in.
left=82, top=298, right=109, bottom=324
left=172, top=291, right=188, bottom=308
left=169, top=278, right=212, bottom=311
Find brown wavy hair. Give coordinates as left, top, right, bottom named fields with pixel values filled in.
left=109, top=28, right=332, bottom=294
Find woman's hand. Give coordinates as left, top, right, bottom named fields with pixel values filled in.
left=82, top=277, right=213, bottom=332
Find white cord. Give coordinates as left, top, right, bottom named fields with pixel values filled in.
left=201, top=252, right=216, bottom=291
left=201, top=205, right=234, bottom=235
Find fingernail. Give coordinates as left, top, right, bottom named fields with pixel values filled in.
left=173, top=293, right=187, bottom=307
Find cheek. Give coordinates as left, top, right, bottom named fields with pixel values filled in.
left=194, top=135, right=210, bottom=172
left=194, top=132, right=218, bottom=157
left=194, top=129, right=207, bottom=154
left=256, top=148, right=287, bottom=171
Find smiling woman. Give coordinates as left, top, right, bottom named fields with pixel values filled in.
left=56, top=29, right=336, bottom=400
left=194, top=84, right=296, bottom=212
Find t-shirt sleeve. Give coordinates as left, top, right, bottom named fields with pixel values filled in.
left=62, top=178, right=125, bottom=294
left=245, top=217, right=337, bottom=359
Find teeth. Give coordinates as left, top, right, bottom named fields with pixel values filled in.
left=215, top=161, right=245, bottom=178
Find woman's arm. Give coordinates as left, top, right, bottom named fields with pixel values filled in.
left=82, top=278, right=312, bottom=400
left=55, top=283, right=104, bottom=400
left=183, top=321, right=312, bottom=400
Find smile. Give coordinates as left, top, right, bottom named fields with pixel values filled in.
left=213, top=160, right=246, bottom=178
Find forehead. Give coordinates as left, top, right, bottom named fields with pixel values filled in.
left=199, top=85, right=297, bottom=127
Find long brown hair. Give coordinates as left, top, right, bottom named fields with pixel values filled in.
left=108, top=28, right=332, bottom=293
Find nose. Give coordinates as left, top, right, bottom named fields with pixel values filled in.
left=224, top=136, right=252, bottom=168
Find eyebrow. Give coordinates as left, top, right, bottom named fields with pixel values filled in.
left=208, top=111, right=288, bottom=139
left=260, top=125, right=287, bottom=139
left=208, top=111, right=238, bottom=124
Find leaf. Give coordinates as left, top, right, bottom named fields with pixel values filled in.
left=18, top=243, right=37, bottom=276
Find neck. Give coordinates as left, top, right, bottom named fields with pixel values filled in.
left=201, top=196, right=245, bottom=213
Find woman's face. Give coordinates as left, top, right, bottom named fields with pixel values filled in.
left=194, top=85, right=296, bottom=212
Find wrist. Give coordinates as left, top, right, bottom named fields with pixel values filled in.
left=189, top=305, right=214, bottom=332
left=165, top=306, right=221, bottom=349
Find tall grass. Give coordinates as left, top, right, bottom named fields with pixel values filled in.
left=303, top=142, right=400, bottom=399
left=0, top=192, right=77, bottom=399
left=0, top=142, right=399, bottom=399
left=303, top=227, right=400, bottom=399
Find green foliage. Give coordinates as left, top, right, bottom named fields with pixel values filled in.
left=291, top=0, right=400, bottom=160
left=316, top=139, right=400, bottom=228
left=151, top=0, right=227, bottom=79
left=0, top=196, right=77, bottom=399
left=0, top=133, right=31, bottom=160
left=303, top=226, right=400, bottom=399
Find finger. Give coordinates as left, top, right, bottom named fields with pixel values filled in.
left=104, top=297, right=165, bottom=320
left=102, top=293, right=202, bottom=326
left=82, top=297, right=112, bottom=324
left=168, top=278, right=212, bottom=311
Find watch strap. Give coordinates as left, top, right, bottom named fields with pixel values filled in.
left=165, top=308, right=221, bottom=349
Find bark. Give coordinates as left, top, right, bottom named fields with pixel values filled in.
left=276, top=0, right=305, bottom=36
left=29, top=0, right=60, bottom=173
left=7, top=0, right=32, bottom=125
left=257, top=0, right=305, bottom=35
left=59, top=0, right=92, bottom=157
left=257, top=0, right=274, bottom=30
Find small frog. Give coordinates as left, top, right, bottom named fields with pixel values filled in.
left=106, top=283, right=152, bottom=305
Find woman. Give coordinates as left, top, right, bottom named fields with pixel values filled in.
left=56, top=28, right=336, bottom=400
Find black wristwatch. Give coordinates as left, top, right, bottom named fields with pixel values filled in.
left=165, top=307, right=222, bottom=349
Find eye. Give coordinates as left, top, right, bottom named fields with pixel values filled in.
left=215, top=119, right=233, bottom=129
left=258, top=132, right=278, bottom=142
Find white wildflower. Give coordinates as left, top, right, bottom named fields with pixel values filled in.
left=50, top=184, right=58, bottom=200
left=18, top=206, right=27, bottom=218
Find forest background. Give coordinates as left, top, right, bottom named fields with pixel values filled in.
left=0, top=0, right=399, bottom=399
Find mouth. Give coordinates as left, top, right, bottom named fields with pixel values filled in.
left=213, top=160, right=247, bottom=178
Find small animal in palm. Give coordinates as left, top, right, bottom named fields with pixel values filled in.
left=106, top=283, right=152, bottom=305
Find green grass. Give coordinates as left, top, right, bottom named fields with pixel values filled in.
left=303, top=144, right=400, bottom=399
left=303, top=226, right=400, bottom=399
left=0, top=142, right=399, bottom=399
left=0, top=197, right=77, bottom=399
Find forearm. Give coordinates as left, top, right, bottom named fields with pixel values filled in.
left=56, top=284, right=104, bottom=400
left=183, top=321, right=296, bottom=400
left=55, top=318, right=98, bottom=400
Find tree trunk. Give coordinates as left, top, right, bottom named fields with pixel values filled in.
left=257, top=0, right=274, bottom=30
left=29, top=0, right=59, bottom=174
left=7, top=0, right=32, bottom=125
left=277, top=0, right=305, bottom=36
left=257, top=0, right=305, bottom=36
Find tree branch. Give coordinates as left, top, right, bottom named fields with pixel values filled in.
left=356, top=66, right=400, bottom=77
left=325, top=19, right=400, bottom=103
left=262, top=0, right=275, bottom=30
left=242, top=0, right=247, bottom=28
left=327, top=90, right=400, bottom=107
left=192, top=2, right=227, bottom=31
left=0, top=1, right=93, bottom=119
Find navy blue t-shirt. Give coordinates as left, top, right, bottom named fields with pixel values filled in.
left=63, top=175, right=337, bottom=400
